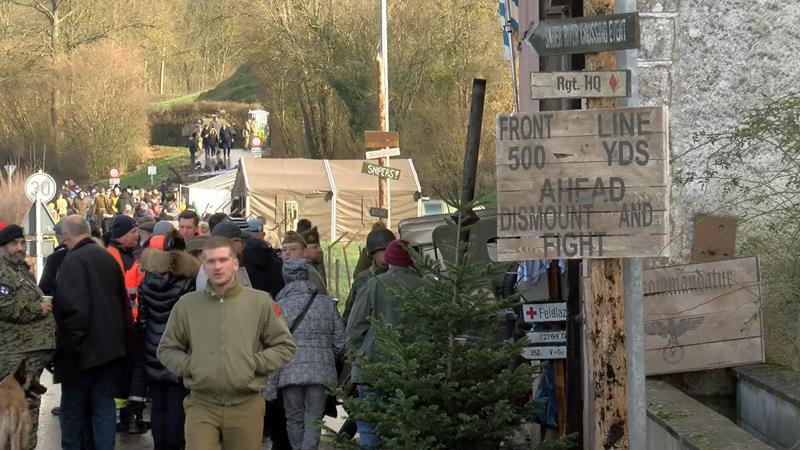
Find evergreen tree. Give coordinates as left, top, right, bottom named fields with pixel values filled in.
left=333, top=199, right=575, bottom=449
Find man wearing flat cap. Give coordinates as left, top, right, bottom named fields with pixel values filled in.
left=296, top=219, right=326, bottom=290
left=0, top=223, right=56, bottom=449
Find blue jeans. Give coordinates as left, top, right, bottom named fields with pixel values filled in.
left=60, top=360, right=123, bottom=450
left=356, top=385, right=382, bottom=449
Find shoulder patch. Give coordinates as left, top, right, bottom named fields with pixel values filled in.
left=0, top=283, right=13, bottom=298
left=272, top=303, right=282, bottom=317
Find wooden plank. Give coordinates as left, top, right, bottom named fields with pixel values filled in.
left=646, top=337, right=764, bottom=376
left=364, top=131, right=399, bottom=149
left=522, top=345, right=568, bottom=360
left=365, top=147, right=401, bottom=159
left=531, top=70, right=631, bottom=99
left=497, top=208, right=668, bottom=237
left=496, top=106, right=666, bottom=140
left=497, top=234, right=668, bottom=260
left=528, top=331, right=568, bottom=344
left=496, top=133, right=667, bottom=164
left=523, top=12, right=640, bottom=56
left=641, top=257, right=764, bottom=374
left=497, top=161, right=666, bottom=186
left=361, top=162, right=401, bottom=180
left=497, top=186, right=668, bottom=210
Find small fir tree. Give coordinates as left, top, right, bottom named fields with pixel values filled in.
left=333, top=198, right=574, bottom=449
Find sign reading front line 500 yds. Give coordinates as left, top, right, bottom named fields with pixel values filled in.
left=495, top=106, right=670, bottom=260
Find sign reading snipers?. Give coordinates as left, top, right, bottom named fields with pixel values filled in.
left=495, top=106, right=670, bottom=260
left=361, top=162, right=401, bottom=180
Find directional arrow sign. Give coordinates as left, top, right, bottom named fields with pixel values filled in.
left=531, top=70, right=631, bottom=99
left=524, top=12, right=639, bottom=56
left=365, top=147, right=401, bottom=160
left=521, top=345, right=567, bottom=360
left=522, top=302, right=567, bottom=323
left=361, top=162, right=401, bottom=181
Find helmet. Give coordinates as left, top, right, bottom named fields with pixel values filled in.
left=366, top=228, right=396, bottom=255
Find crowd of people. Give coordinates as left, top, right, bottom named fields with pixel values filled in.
left=0, top=192, right=420, bottom=449
left=187, top=115, right=236, bottom=172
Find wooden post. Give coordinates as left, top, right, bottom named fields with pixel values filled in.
left=376, top=55, right=391, bottom=226
left=585, top=1, right=628, bottom=448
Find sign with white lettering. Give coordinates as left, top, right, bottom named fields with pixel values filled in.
left=522, top=302, right=568, bottom=323
left=361, top=162, right=401, bottom=181
left=495, top=106, right=670, bottom=260
left=531, top=70, right=631, bottom=99
left=524, top=13, right=640, bottom=56
left=522, top=345, right=567, bottom=360
left=527, top=331, right=568, bottom=344
left=365, top=147, right=401, bottom=160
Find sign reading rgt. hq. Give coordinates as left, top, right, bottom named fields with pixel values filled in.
left=495, top=106, right=671, bottom=260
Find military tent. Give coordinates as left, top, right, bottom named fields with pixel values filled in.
left=186, top=169, right=237, bottom=216
left=231, top=158, right=421, bottom=240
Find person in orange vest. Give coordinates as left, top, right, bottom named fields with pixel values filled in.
left=106, top=215, right=148, bottom=434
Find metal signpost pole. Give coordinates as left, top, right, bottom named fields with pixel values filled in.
left=503, top=0, right=519, bottom=113
left=35, top=190, right=43, bottom=282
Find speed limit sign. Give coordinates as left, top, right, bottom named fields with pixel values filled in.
left=109, top=168, right=120, bottom=178
left=24, top=172, right=57, bottom=203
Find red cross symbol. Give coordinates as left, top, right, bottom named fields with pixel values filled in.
left=525, top=306, right=537, bottom=321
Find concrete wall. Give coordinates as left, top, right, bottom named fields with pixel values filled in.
left=734, top=365, right=800, bottom=449
left=646, top=380, right=772, bottom=450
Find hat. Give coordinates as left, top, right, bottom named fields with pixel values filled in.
left=366, top=228, right=396, bottom=255
left=247, top=218, right=264, bottom=232
left=187, top=236, right=208, bottom=253
left=299, top=226, right=320, bottom=245
left=138, top=219, right=156, bottom=233
left=0, top=224, right=24, bottom=246
left=153, top=221, right=175, bottom=236
left=384, top=240, right=413, bottom=267
left=212, top=222, right=244, bottom=239
left=282, top=258, right=309, bottom=283
left=282, top=231, right=307, bottom=247
left=111, top=215, right=138, bottom=239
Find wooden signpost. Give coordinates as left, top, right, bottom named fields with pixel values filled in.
left=494, top=106, right=670, bottom=261
left=524, top=12, right=640, bottom=56
left=531, top=70, right=631, bottom=99
left=361, top=162, right=401, bottom=180
left=643, top=257, right=763, bottom=375
left=364, top=131, right=399, bottom=149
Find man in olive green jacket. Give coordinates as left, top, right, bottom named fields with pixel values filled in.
left=342, top=227, right=395, bottom=325
left=158, top=236, right=296, bottom=450
left=345, top=240, right=423, bottom=448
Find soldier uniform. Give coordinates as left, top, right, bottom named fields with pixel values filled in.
left=0, top=226, right=56, bottom=450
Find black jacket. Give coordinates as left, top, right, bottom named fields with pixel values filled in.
left=137, top=247, right=199, bottom=383
left=242, top=237, right=284, bottom=298
left=39, top=243, right=68, bottom=296
left=53, top=238, right=132, bottom=382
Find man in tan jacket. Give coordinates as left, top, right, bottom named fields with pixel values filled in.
left=157, top=236, right=296, bottom=450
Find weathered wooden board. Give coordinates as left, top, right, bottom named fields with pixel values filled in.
left=642, top=257, right=763, bottom=375
left=496, top=106, right=670, bottom=260
left=531, top=70, right=631, bottom=99
left=364, top=131, right=399, bottom=149
left=528, top=331, right=568, bottom=344
left=524, top=12, right=640, bottom=56
left=497, top=234, right=669, bottom=261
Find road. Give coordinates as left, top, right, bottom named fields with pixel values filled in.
left=36, top=371, right=346, bottom=449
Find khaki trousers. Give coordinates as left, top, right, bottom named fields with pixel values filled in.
left=184, top=393, right=265, bottom=450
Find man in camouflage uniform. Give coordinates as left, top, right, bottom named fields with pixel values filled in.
left=0, top=224, right=56, bottom=449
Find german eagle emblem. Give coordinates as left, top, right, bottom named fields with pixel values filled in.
left=644, top=316, right=705, bottom=364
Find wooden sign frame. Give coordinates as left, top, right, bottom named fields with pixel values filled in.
left=531, top=70, right=631, bottom=99
left=524, top=12, right=640, bottom=56
left=364, top=131, right=400, bottom=150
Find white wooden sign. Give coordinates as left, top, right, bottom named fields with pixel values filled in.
left=365, top=147, right=400, bottom=159
left=531, top=70, right=631, bottom=99
left=495, top=106, right=670, bottom=260
left=527, top=331, right=567, bottom=344
left=522, top=345, right=567, bottom=360
left=522, top=302, right=567, bottom=323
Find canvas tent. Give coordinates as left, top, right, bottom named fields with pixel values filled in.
left=187, top=169, right=237, bottom=216
left=231, top=158, right=421, bottom=241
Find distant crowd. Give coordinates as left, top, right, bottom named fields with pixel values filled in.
left=186, top=114, right=236, bottom=171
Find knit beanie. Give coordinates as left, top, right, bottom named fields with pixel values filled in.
left=0, top=224, right=24, bottom=246
left=111, top=215, right=137, bottom=239
left=282, top=258, right=310, bottom=283
left=384, top=240, right=413, bottom=267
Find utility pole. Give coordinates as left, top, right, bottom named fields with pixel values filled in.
left=377, top=0, right=392, bottom=227
left=584, top=1, right=628, bottom=448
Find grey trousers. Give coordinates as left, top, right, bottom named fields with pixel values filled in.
left=281, top=384, right=327, bottom=450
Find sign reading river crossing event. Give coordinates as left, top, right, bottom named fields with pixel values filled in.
left=495, top=106, right=670, bottom=261
left=524, top=12, right=640, bottom=56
